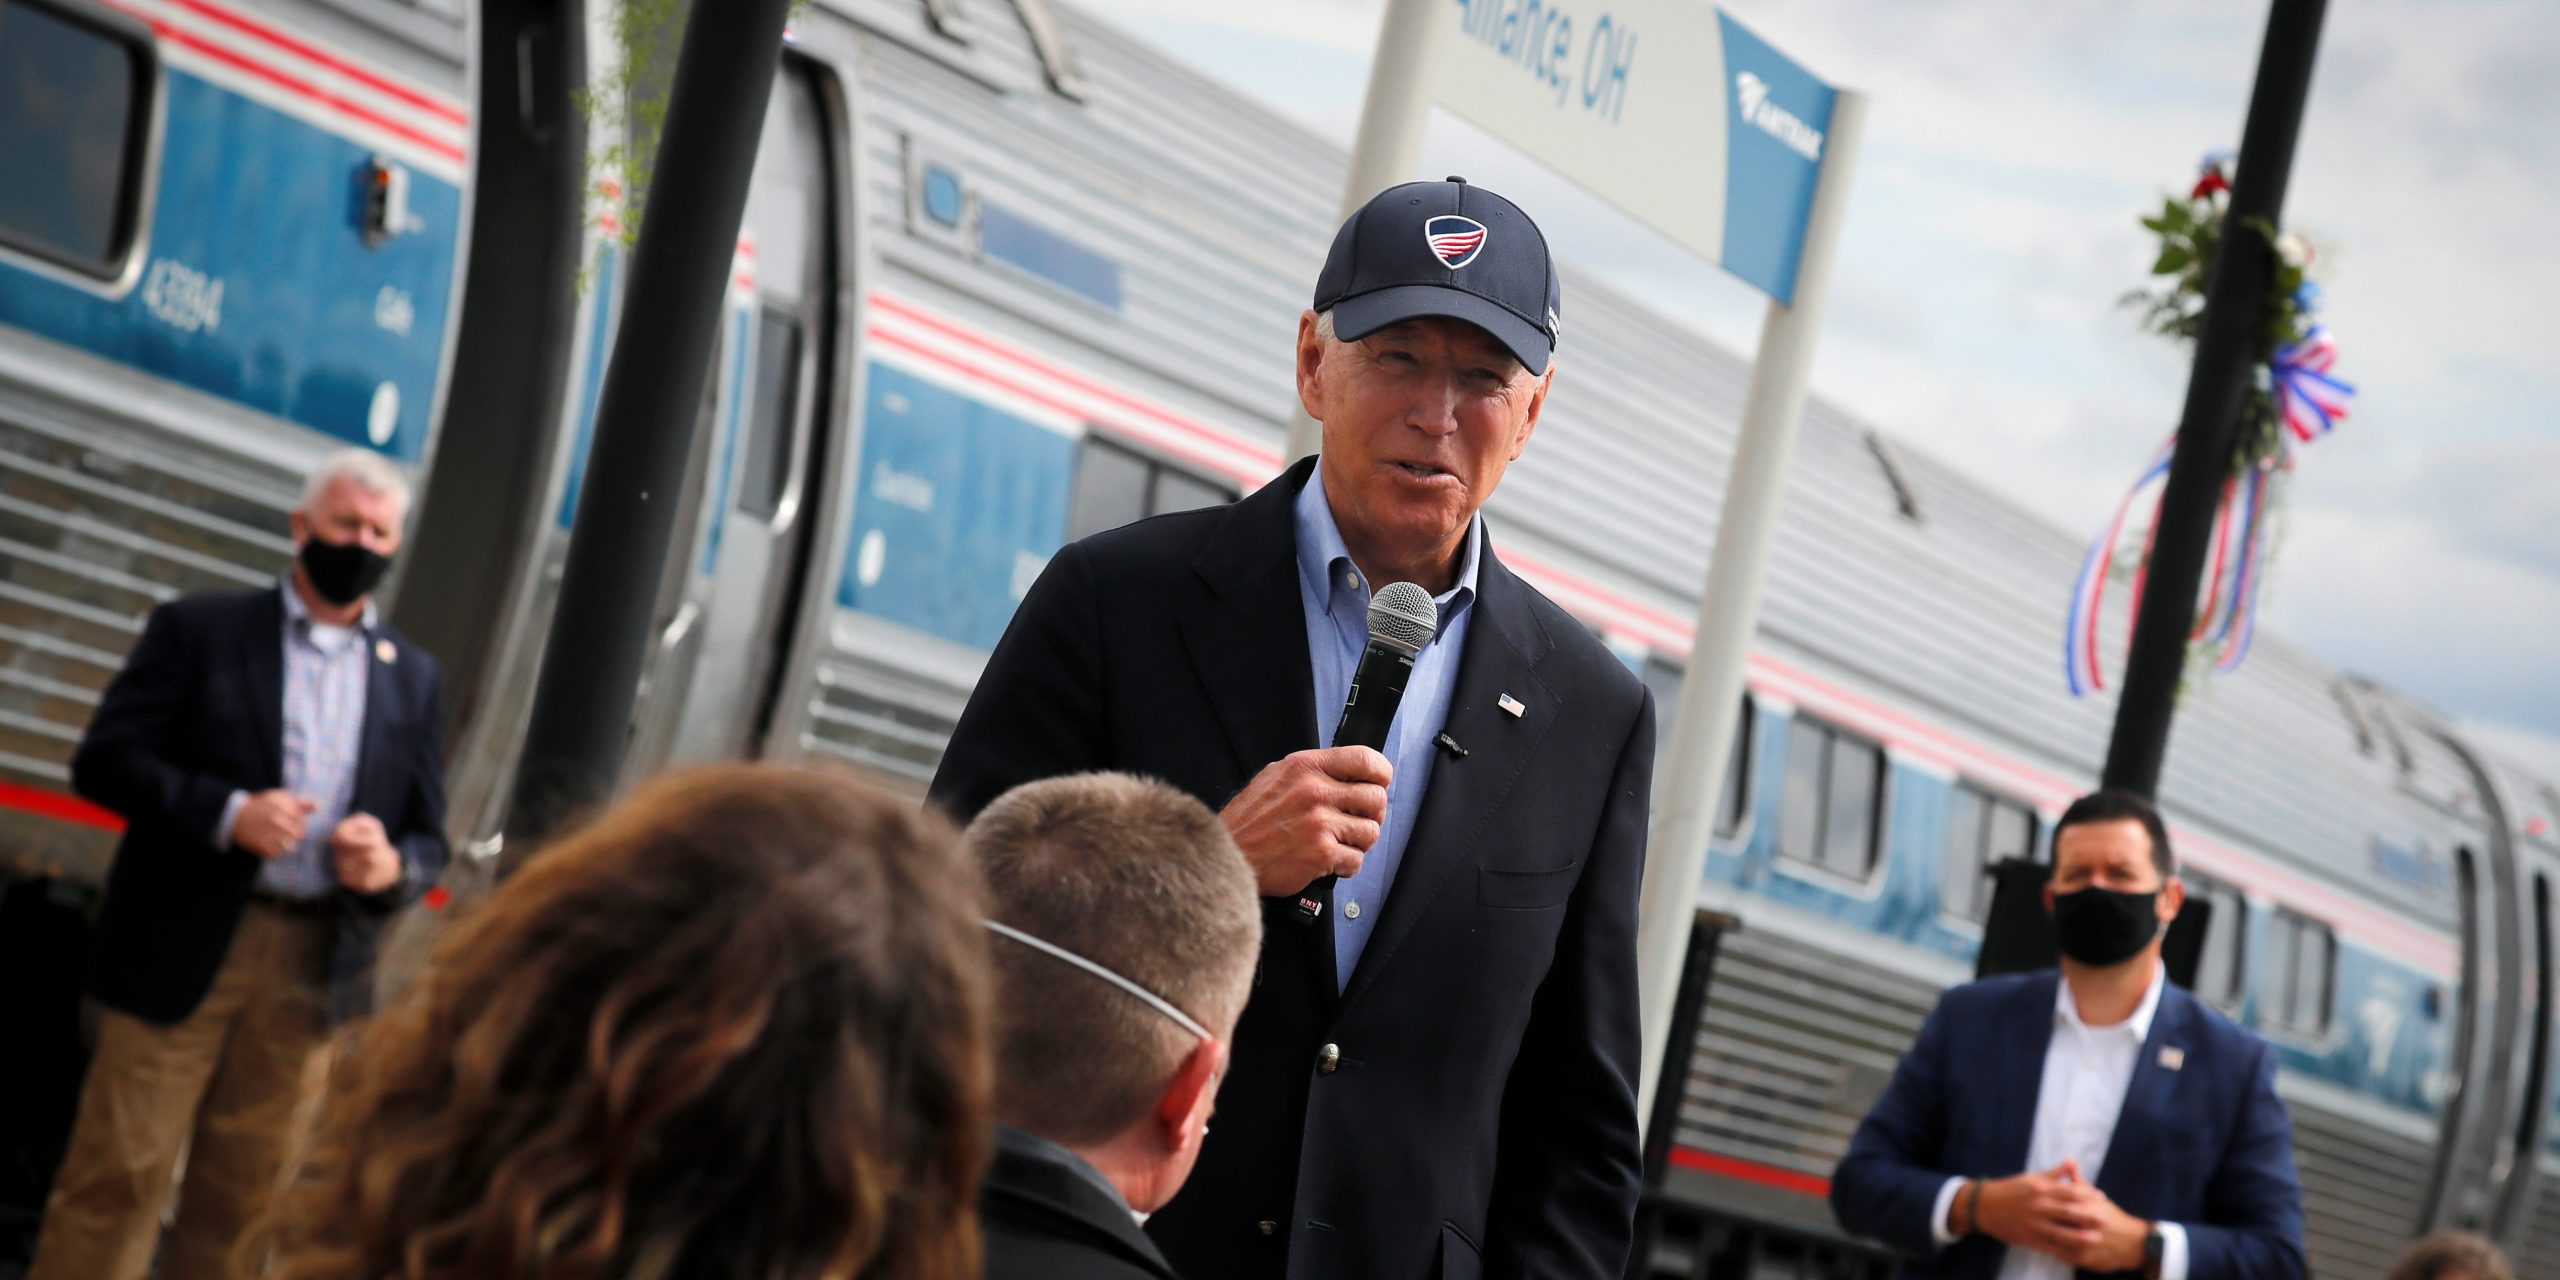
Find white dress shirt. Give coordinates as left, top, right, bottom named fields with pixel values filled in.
left=1931, top=964, right=2188, bottom=1280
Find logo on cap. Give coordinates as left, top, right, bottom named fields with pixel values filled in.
left=1423, top=216, right=1488, bottom=269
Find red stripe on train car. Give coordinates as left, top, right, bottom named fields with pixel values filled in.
left=168, top=0, right=470, bottom=123
left=154, top=26, right=470, bottom=164
left=1668, top=1146, right=1832, bottom=1199
left=91, top=0, right=468, bottom=164
left=864, top=328, right=1260, bottom=485
left=0, top=781, right=125, bottom=833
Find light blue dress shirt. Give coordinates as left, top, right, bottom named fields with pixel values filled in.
left=213, top=586, right=375, bottom=899
left=1293, top=466, right=1480, bottom=988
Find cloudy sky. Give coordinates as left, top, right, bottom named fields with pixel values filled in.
left=1073, top=0, right=2560, bottom=775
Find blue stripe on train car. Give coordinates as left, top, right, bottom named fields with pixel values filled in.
left=837, top=361, right=1074, bottom=652
left=0, top=71, right=458, bottom=463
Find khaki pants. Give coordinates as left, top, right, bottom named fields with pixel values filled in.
left=30, top=902, right=335, bottom=1280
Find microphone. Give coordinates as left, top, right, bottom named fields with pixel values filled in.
left=1294, top=581, right=1439, bottom=925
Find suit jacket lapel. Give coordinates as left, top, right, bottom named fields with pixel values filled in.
left=1990, top=972, right=2060, bottom=1176
left=355, top=629, right=403, bottom=816
left=1179, top=458, right=1319, bottom=786
left=1180, top=459, right=1326, bottom=994
left=244, top=587, right=286, bottom=781
left=1338, top=544, right=1556, bottom=1012
left=2096, top=984, right=2189, bottom=1199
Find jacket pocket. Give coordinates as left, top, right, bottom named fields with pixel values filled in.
left=1438, top=1222, right=1482, bottom=1280
left=1478, top=861, right=1580, bottom=910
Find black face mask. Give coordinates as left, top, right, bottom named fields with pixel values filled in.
left=299, top=536, right=392, bottom=606
left=2051, top=886, right=2161, bottom=968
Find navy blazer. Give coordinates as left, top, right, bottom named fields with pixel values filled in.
left=980, top=1126, right=1180, bottom=1280
left=930, top=457, right=1655, bottom=1280
left=72, top=586, right=449, bottom=1026
left=1830, top=971, right=2304, bottom=1279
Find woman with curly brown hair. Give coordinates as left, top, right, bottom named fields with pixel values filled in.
left=258, top=765, right=994, bottom=1280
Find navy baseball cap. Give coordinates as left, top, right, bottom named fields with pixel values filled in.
left=1313, top=176, right=1562, bottom=376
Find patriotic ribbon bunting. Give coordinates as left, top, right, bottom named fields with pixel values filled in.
left=2274, top=325, right=2355, bottom=441
left=2064, top=326, right=2352, bottom=695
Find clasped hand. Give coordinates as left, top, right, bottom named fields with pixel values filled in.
left=1219, top=747, right=1393, bottom=897
left=1967, top=1159, right=2149, bottom=1273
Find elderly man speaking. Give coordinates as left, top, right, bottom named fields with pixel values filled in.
left=931, top=178, right=1656, bottom=1280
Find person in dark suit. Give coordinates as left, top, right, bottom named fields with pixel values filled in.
left=30, top=450, right=449, bottom=1280
left=931, top=177, right=1655, bottom=1280
left=1831, top=790, right=2305, bottom=1280
left=965, top=773, right=1264, bottom=1280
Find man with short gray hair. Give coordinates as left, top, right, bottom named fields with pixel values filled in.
left=967, top=772, right=1262, bottom=1280
left=30, top=448, right=449, bottom=1280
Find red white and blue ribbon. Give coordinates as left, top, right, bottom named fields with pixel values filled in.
left=2065, top=437, right=2174, bottom=697
left=2274, top=325, right=2355, bottom=441
left=2063, top=322, right=2350, bottom=694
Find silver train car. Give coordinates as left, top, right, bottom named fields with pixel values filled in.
left=3, top=0, right=2558, bottom=1275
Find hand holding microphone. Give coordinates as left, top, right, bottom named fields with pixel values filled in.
left=1220, top=746, right=1392, bottom=898
left=1214, top=583, right=1441, bottom=923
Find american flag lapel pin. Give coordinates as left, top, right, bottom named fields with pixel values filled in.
left=2158, top=1046, right=2185, bottom=1072
left=1498, top=693, right=1525, bottom=718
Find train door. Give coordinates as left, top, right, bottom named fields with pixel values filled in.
left=2493, top=866, right=2556, bottom=1243
left=651, top=64, right=836, bottom=767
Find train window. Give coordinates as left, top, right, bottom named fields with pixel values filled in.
left=0, top=0, right=157, bottom=280
left=2293, top=920, right=2333, bottom=1032
left=2267, top=908, right=2335, bottom=1034
left=2182, top=873, right=2248, bottom=1010
left=1151, top=468, right=1228, bottom=519
left=1721, top=698, right=1755, bottom=836
left=1779, top=716, right=1884, bottom=881
left=737, top=310, right=802, bottom=520
left=1066, top=438, right=1238, bottom=542
left=1942, top=783, right=2038, bottom=925
left=1068, top=439, right=1151, bottom=540
left=1633, top=660, right=1753, bottom=838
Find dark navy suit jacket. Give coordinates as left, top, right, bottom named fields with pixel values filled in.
left=73, top=586, right=449, bottom=1027
left=1831, top=970, right=2305, bottom=1279
left=930, top=457, right=1654, bottom=1280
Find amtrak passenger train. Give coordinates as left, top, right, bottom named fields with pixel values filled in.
left=1, top=0, right=2555, bottom=1275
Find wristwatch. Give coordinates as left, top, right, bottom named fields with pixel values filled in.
left=2142, top=1224, right=2165, bottom=1280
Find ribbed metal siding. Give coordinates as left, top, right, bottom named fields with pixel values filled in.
left=2520, top=1162, right=2560, bottom=1278
left=2288, top=1099, right=2433, bottom=1280
left=0, top=396, right=294, bottom=877
left=1669, top=927, right=1939, bottom=1233
left=802, top=649, right=968, bottom=789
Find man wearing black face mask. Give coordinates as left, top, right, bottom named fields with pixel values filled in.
left=30, top=450, right=448, bottom=1280
left=1831, top=790, right=2305, bottom=1280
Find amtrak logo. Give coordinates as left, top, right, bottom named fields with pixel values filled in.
left=1735, top=71, right=1825, bottom=161
left=1424, top=216, right=1488, bottom=269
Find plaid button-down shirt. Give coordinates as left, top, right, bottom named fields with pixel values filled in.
left=216, top=585, right=375, bottom=899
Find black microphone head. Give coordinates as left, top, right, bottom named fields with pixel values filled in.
left=1367, top=581, right=1439, bottom=656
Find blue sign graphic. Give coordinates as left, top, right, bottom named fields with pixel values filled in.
left=1717, top=12, right=1836, bottom=304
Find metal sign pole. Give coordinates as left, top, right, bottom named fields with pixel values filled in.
left=1632, top=90, right=1869, bottom=1131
